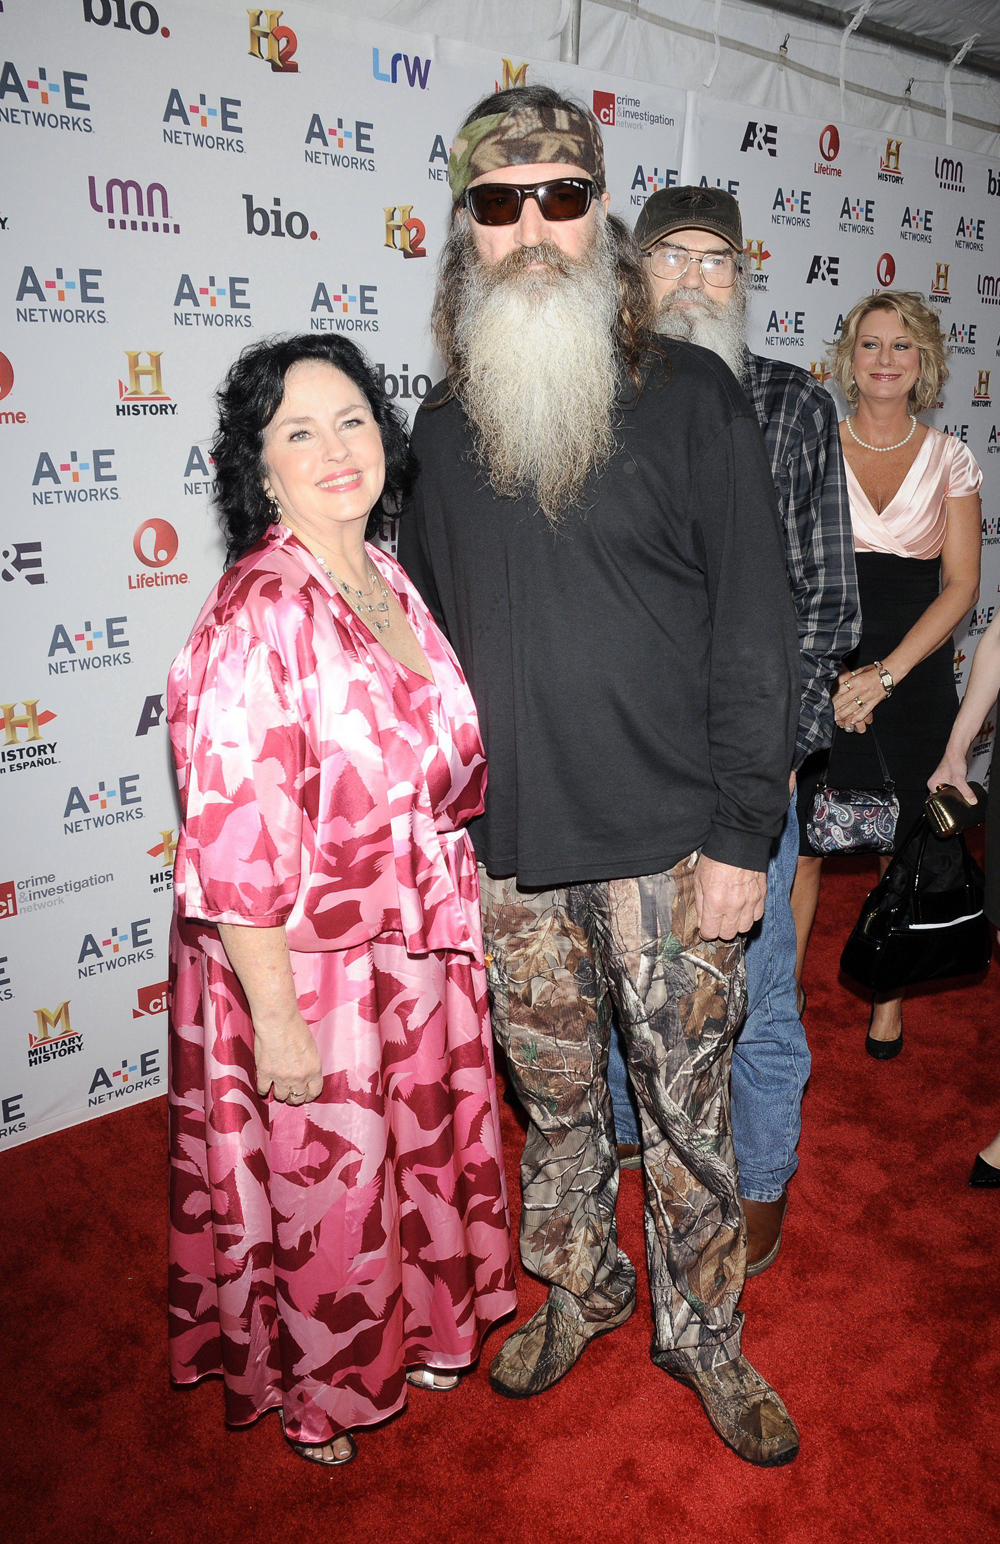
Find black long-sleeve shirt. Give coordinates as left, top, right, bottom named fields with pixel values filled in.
left=398, top=340, right=799, bottom=887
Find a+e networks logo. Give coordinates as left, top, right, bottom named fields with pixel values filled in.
left=16, top=265, right=106, bottom=325
left=32, top=447, right=117, bottom=505
left=174, top=272, right=251, bottom=328
left=0, top=60, right=92, bottom=134
left=304, top=111, right=376, bottom=173
left=310, top=279, right=379, bottom=333
left=163, top=88, right=244, bottom=152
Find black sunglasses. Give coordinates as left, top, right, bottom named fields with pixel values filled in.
left=463, top=177, right=597, bottom=226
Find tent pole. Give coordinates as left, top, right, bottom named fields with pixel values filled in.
left=560, top=0, right=582, bottom=64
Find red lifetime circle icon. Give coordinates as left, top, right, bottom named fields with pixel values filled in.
left=819, top=124, right=840, bottom=162
left=133, top=518, right=179, bottom=567
left=0, top=351, right=14, bottom=400
left=876, top=252, right=896, bottom=288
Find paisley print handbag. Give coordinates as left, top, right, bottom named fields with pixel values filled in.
left=807, top=734, right=899, bottom=855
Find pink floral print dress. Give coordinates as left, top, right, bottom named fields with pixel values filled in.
left=166, top=524, right=515, bottom=1443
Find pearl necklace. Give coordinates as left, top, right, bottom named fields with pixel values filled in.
left=845, top=413, right=917, bottom=453
left=316, top=553, right=391, bottom=634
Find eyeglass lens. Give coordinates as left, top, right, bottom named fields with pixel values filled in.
left=466, top=179, right=594, bottom=226
left=648, top=246, right=738, bottom=285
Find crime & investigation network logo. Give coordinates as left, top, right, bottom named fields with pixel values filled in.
left=0, top=60, right=93, bottom=134
left=0, top=699, right=58, bottom=776
left=384, top=206, right=426, bottom=259
left=174, top=272, right=252, bottom=328
left=248, top=8, right=298, bottom=72
left=15, top=264, right=107, bottom=324
left=48, top=614, right=131, bottom=676
left=129, top=518, right=188, bottom=590
left=63, top=773, right=144, bottom=836
left=1, top=868, right=114, bottom=919
left=89, top=175, right=180, bottom=234
left=133, top=980, right=169, bottom=1019
left=310, top=279, right=379, bottom=332
left=815, top=124, right=842, bottom=177
left=591, top=86, right=674, bottom=131
left=304, top=111, right=375, bottom=173
left=88, top=1046, right=162, bottom=1108
left=28, top=1001, right=82, bottom=1067
left=163, top=87, right=244, bottom=151
left=32, top=447, right=118, bottom=504
left=117, top=350, right=176, bottom=415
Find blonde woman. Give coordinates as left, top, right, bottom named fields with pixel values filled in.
left=793, top=290, right=982, bottom=1057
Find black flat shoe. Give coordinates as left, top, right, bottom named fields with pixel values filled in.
left=969, top=1153, right=1000, bottom=1187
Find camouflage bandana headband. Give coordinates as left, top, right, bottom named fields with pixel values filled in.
left=448, top=101, right=606, bottom=203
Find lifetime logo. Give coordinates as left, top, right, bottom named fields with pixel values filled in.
left=815, top=123, right=842, bottom=176
left=372, top=47, right=431, bottom=90
left=248, top=8, right=298, bottom=72
left=88, top=175, right=179, bottom=233
left=384, top=206, right=426, bottom=259
left=1, top=541, right=45, bottom=585
left=84, top=1, right=170, bottom=37
left=130, top=518, right=187, bottom=589
left=876, top=252, right=896, bottom=287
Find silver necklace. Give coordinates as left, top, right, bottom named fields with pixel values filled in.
left=316, top=553, right=391, bottom=634
left=846, top=413, right=917, bottom=453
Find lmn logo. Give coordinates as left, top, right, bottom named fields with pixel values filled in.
left=384, top=205, right=426, bottom=259
left=247, top=8, right=298, bottom=72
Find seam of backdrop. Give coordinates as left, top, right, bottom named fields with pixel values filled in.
left=0, top=0, right=997, bottom=1155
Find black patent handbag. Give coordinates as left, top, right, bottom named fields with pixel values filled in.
left=840, top=816, right=991, bottom=993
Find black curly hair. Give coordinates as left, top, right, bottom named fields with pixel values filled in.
left=211, top=333, right=415, bottom=564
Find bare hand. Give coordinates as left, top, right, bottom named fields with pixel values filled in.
left=254, top=1014, right=324, bottom=1105
left=833, top=664, right=887, bottom=734
left=927, top=752, right=976, bottom=805
left=694, top=855, right=766, bottom=941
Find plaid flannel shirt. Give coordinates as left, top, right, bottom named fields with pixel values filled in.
left=745, top=353, right=861, bottom=768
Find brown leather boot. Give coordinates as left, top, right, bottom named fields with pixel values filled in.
left=742, top=1192, right=788, bottom=1276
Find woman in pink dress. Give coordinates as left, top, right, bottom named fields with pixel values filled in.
left=167, top=335, right=516, bottom=1467
left=793, top=290, right=982, bottom=1057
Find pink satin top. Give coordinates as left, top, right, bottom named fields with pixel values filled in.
left=846, top=427, right=983, bottom=560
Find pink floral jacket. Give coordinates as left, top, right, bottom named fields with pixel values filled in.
left=167, top=524, right=487, bottom=957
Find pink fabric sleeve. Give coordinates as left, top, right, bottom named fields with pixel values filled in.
left=947, top=439, right=984, bottom=498
left=171, top=626, right=306, bottom=927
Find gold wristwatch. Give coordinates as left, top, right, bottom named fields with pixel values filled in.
left=873, top=660, right=894, bottom=698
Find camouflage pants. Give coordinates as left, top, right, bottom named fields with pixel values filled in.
left=480, top=854, right=748, bottom=1373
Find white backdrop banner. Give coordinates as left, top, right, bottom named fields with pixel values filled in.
left=0, top=2, right=995, bottom=1152
left=0, top=0, right=684, bottom=1150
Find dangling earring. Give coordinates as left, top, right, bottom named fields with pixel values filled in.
left=265, top=486, right=282, bottom=521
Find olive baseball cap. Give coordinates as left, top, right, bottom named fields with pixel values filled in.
left=634, top=185, right=743, bottom=252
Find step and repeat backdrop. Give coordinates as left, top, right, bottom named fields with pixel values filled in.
left=0, top=0, right=996, bottom=1151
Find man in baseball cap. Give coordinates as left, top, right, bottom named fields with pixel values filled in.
left=606, top=184, right=860, bottom=1278
left=400, top=90, right=803, bottom=1466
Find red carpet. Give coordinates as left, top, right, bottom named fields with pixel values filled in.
left=5, top=855, right=1000, bottom=1544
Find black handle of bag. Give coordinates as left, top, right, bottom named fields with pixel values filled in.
left=868, top=731, right=895, bottom=793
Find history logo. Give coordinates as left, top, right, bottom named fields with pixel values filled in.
left=808, top=362, right=832, bottom=385
left=973, top=370, right=992, bottom=409
left=174, top=272, right=251, bottom=328
left=305, top=113, right=375, bottom=172
left=15, top=265, right=106, bottom=324
left=743, top=239, right=771, bottom=291
left=32, top=448, right=117, bottom=504
left=129, top=518, right=188, bottom=590
left=0, top=700, right=58, bottom=777
left=929, top=261, right=951, bottom=304
left=163, top=88, right=244, bottom=151
left=48, top=615, right=131, bottom=676
left=147, top=827, right=177, bottom=893
left=248, top=8, right=298, bottom=72
left=384, top=206, right=426, bottom=259
left=310, top=280, right=379, bottom=333
left=117, top=351, right=176, bottom=415
left=28, top=1001, right=82, bottom=1067
left=878, top=138, right=903, bottom=184
left=89, top=175, right=180, bottom=234
left=0, top=61, right=93, bottom=133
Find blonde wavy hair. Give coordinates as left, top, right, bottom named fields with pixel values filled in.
left=830, top=289, right=949, bottom=412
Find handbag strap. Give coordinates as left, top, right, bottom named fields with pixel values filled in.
left=868, top=731, right=895, bottom=793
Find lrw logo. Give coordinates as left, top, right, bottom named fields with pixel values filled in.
left=32, top=448, right=117, bottom=504
left=372, top=47, right=431, bottom=89
left=77, top=916, right=153, bottom=976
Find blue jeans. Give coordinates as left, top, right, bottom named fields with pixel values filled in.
left=607, top=795, right=810, bottom=1202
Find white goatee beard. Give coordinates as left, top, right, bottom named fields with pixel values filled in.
left=452, top=220, right=620, bottom=523
left=655, top=281, right=749, bottom=382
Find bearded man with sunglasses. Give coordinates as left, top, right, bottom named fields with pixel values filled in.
left=604, top=187, right=859, bottom=1279
left=399, top=87, right=802, bottom=1468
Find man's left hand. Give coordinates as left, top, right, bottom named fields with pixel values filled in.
left=694, top=855, right=766, bottom=941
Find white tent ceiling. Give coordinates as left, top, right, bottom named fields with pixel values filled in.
left=741, top=1, right=1000, bottom=76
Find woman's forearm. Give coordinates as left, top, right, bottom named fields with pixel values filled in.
left=882, top=577, right=980, bottom=685
left=941, top=620, right=1000, bottom=759
left=217, top=923, right=301, bottom=1036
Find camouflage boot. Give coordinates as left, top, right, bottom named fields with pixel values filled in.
left=661, top=1353, right=800, bottom=1467
left=489, top=1277, right=635, bottom=1399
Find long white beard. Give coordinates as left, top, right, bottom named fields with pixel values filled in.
left=655, top=283, right=749, bottom=382
left=452, top=222, right=620, bottom=522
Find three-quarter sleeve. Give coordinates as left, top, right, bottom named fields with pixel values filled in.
left=947, top=439, right=984, bottom=497
left=169, top=625, right=306, bottom=926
